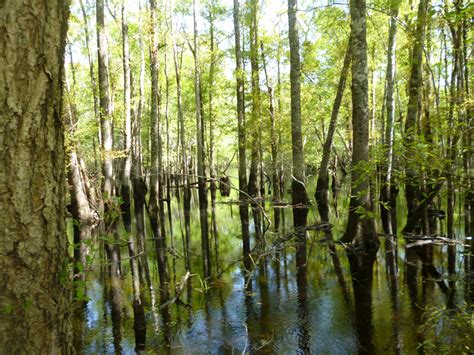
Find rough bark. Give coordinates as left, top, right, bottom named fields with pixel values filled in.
left=0, top=0, right=72, bottom=351
left=288, top=0, right=309, bottom=206
left=340, top=0, right=378, bottom=249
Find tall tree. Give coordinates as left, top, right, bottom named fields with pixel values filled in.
left=121, top=0, right=141, bottom=304
left=260, top=41, right=280, bottom=204
left=0, top=1, right=71, bottom=351
left=315, top=35, right=352, bottom=222
left=247, top=0, right=262, bottom=199
left=233, top=0, right=247, bottom=198
left=193, top=0, right=211, bottom=276
left=404, top=0, right=429, bottom=220
left=340, top=0, right=378, bottom=249
left=287, top=0, right=309, bottom=206
left=79, top=0, right=101, bottom=150
left=149, top=0, right=169, bottom=289
left=380, top=0, right=400, bottom=270
left=97, top=0, right=121, bottom=278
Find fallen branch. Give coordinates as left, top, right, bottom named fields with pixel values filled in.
left=405, top=234, right=469, bottom=248
left=160, top=271, right=192, bottom=309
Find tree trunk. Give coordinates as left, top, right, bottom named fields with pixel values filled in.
left=404, top=0, right=429, bottom=220
left=247, top=0, right=261, bottom=199
left=341, top=0, right=378, bottom=250
left=380, top=0, right=400, bottom=271
left=233, top=0, right=247, bottom=198
left=208, top=0, right=217, bottom=193
left=65, top=48, right=93, bottom=276
left=121, top=0, right=141, bottom=304
left=193, top=0, right=211, bottom=277
left=97, top=0, right=121, bottom=279
left=288, top=0, right=309, bottom=206
left=79, top=0, right=101, bottom=150
left=133, top=0, right=152, bottom=287
left=149, top=0, right=169, bottom=292
left=315, top=35, right=352, bottom=222
left=261, top=41, right=280, bottom=205
left=171, top=0, right=191, bottom=271
left=0, top=1, right=72, bottom=351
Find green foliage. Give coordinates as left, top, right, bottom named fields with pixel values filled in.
left=419, top=304, right=474, bottom=354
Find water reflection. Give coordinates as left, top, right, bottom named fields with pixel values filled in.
left=294, top=207, right=311, bottom=354
left=80, top=188, right=471, bottom=353
left=348, top=250, right=376, bottom=354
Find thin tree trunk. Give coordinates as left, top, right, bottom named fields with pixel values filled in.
left=260, top=41, right=280, bottom=205
left=170, top=0, right=191, bottom=271
left=247, top=0, right=261, bottom=200
left=149, top=0, right=169, bottom=293
left=193, top=0, right=211, bottom=277
left=121, top=0, right=141, bottom=304
left=380, top=0, right=400, bottom=273
left=288, top=0, right=309, bottom=206
left=65, top=46, right=93, bottom=277
left=315, top=35, right=352, bottom=223
left=233, top=0, right=247, bottom=198
left=79, top=0, right=101, bottom=150
left=133, top=0, right=152, bottom=287
left=97, top=0, right=121, bottom=279
left=208, top=0, right=217, bottom=193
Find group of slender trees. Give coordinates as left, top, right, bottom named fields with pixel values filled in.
left=0, top=0, right=472, bottom=351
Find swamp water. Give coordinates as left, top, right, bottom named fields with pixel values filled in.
left=74, top=183, right=474, bottom=354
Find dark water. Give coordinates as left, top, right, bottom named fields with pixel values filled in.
left=76, top=184, right=474, bottom=354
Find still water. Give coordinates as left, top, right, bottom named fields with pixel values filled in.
left=76, top=185, right=473, bottom=354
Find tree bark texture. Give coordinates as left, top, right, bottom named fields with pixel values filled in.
left=0, top=0, right=72, bottom=352
left=404, top=0, right=429, bottom=217
left=288, top=0, right=309, bottom=205
left=341, top=0, right=378, bottom=249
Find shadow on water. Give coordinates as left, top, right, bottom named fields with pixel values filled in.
left=80, top=185, right=473, bottom=353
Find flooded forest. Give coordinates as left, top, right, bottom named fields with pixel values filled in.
left=0, top=0, right=473, bottom=353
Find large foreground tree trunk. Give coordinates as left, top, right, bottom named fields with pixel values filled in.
left=0, top=1, right=72, bottom=351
